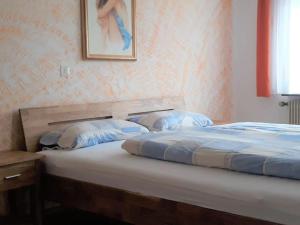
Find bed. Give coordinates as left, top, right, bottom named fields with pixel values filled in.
left=19, top=97, right=297, bottom=225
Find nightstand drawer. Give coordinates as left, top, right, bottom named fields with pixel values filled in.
left=0, top=161, right=37, bottom=192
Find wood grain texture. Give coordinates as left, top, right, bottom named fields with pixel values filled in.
left=0, top=154, right=42, bottom=224
left=0, top=152, right=42, bottom=192
left=0, top=161, right=35, bottom=192
left=0, top=151, right=43, bottom=167
left=43, top=174, right=281, bottom=225
left=20, top=97, right=185, bottom=152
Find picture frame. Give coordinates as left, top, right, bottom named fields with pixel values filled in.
left=81, top=0, right=136, bottom=60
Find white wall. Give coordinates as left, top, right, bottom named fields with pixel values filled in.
left=232, top=0, right=288, bottom=123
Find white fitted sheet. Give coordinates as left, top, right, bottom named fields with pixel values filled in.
left=39, top=141, right=300, bottom=225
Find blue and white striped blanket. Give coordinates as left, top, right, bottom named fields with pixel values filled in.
left=122, top=122, right=300, bottom=180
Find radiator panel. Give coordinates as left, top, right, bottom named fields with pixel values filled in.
left=289, top=100, right=300, bottom=125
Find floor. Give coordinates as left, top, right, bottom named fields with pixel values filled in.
left=1, top=208, right=130, bottom=225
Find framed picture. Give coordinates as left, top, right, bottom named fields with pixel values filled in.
left=81, top=0, right=136, bottom=60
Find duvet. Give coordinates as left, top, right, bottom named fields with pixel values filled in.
left=122, top=122, right=300, bottom=180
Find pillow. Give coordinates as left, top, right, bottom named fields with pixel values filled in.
left=40, top=119, right=149, bottom=150
left=128, top=110, right=213, bottom=131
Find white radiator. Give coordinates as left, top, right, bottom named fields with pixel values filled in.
left=288, top=100, right=300, bottom=125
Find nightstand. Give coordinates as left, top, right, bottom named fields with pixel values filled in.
left=0, top=151, right=43, bottom=225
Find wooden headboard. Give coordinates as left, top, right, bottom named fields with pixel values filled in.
left=20, top=97, right=185, bottom=152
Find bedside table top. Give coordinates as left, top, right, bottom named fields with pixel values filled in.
left=0, top=151, right=43, bottom=167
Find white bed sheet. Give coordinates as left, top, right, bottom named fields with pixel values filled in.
left=39, top=141, right=300, bottom=225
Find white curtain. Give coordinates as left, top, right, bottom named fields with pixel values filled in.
left=271, top=0, right=300, bottom=95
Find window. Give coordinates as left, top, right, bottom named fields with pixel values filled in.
left=289, top=0, right=300, bottom=94
left=272, top=0, right=300, bottom=95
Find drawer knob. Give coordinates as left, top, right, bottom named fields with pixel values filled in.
left=4, top=174, right=22, bottom=180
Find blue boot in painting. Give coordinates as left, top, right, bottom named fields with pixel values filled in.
left=112, top=10, right=132, bottom=51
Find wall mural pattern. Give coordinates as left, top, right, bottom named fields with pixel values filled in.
left=0, top=0, right=232, bottom=151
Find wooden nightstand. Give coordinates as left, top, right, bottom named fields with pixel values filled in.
left=0, top=151, right=43, bottom=225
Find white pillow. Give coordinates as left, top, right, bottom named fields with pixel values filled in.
left=128, top=110, right=213, bottom=131
left=40, top=119, right=149, bottom=149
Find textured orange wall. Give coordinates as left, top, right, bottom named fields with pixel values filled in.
left=0, top=0, right=232, bottom=151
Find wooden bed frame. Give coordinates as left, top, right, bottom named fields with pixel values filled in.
left=19, top=97, right=281, bottom=225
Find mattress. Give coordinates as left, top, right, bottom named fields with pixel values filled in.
left=39, top=141, right=300, bottom=225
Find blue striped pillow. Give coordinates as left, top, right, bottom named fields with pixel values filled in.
left=128, top=110, right=213, bottom=131
left=40, top=119, right=149, bottom=150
